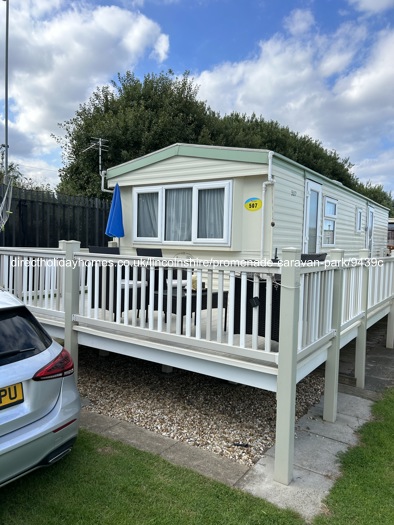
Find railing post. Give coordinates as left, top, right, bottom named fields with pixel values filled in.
left=387, top=301, right=394, bottom=349
left=274, top=247, right=301, bottom=485
left=323, top=249, right=344, bottom=422
left=386, top=256, right=394, bottom=349
left=63, top=241, right=80, bottom=380
left=355, top=251, right=369, bottom=388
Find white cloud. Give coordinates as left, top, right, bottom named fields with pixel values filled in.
left=1, top=0, right=393, bottom=195
left=197, top=34, right=325, bottom=132
left=20, top=0, right=67, bottom=17
left=284, top=9, right=315, bottom=37
left=355, top=152, right=394, bottom=192
left=317, top=23, right=367, bottom=77
left=130, top=0, right=181, bottom=6
left=347, top=0, right=394, bottom=14
left=150, top=33, right=170, bottom=62
left=196, top=18, right=394, bottom=192
left=0, top=1, right=169, bottom=166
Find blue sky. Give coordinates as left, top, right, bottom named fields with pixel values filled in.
left=1, top=0, right=393, bottom=196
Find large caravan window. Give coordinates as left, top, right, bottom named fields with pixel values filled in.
left=133, top=181, right=231, bottom=245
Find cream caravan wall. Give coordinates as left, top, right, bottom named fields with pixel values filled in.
left=315, top=181, right=388, bottom=258
left=116, top=155, right=267, bottom=259
left=114, top=155, right=264, bottom=186
left=372, top=211, right=391, bottom=257
left=109, top=145, right=389, bottom=261
left=235, top=176, right=265, bottom=258
left=119, top=177, right=267, bottom=260
left=270, top=161, right=305, bottom=259
left=270, top=158, right=389, bottom=259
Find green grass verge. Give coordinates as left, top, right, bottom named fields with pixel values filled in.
left=1, top=389, right=394, bottom=525
left=315, top=388, right=394, bottom=525
left=0, top=429, right=302, bottom=525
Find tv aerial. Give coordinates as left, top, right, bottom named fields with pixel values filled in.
left=82, top=137, right=111, bottom=193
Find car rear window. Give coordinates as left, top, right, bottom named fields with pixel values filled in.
left=0, top=307, right=52, bottom=366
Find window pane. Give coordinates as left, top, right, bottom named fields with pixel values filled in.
left=137, top=192, right=158, bottom=238
left=198, top=188, right=224, bottom=239
left=325, top=200, right=337, bottom=216
left=165, top=188, right=192, bottom=241
left=323, top=219, right=335, bottom=245
left=308, top=190, right=319, bottom=253
left=357, top=209, right=362, bottom=232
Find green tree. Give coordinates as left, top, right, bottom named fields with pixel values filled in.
left=56, top=71, right=218, bottom=197
left=212, top=113, right=358, bottom=188
left=55, top=70, right=394, bottom=214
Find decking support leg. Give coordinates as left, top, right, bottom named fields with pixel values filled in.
left=355, top=326, right=367, bottom=389
left=274, top=248, right=300, bottom=485
left=354, top=260, right=369, bottom=388
left=386, top=303, right=394, bottom=349
left=323, top=250, right=344, bottom=422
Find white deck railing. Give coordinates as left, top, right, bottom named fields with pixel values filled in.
left=1, top=245, right=393, bottom=367
left=0, top=248, right=66, bottom=316
left=75, top=253, right=282, bottom=364
left=341, top=263, right=364, bottom=326
left=298, top=265, right=335, bottom=352
left=368, top=257, right=394, bottom=311
left=1, top=244, right=393, bottom=487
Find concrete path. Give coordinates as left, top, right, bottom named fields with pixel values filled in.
left=80, top=318, right=394, bottom=522
left=235, top=391, right=373, bottom=521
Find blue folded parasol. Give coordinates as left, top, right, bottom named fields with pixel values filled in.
left=105, top=183, right=124, bottom=238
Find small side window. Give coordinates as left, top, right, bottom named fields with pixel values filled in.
left=356, top=207, right=363, bottom=233
left=322, top=197, right=337, bottom=247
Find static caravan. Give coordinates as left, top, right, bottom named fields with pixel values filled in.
left=106, top=143, right=389, bottom=260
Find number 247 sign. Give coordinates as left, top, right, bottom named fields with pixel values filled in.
left=244, top=197, right=262, bottom=211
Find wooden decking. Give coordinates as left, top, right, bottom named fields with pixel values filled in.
left=74, top=306, right=280, bottom=391
left=1, top=243, right=393, bottom=485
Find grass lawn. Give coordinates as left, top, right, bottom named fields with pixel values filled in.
left=1, top=389, right=394, bottom=525
left=0, top=430, right=303, bottom=525
left=314, top=388, right=394, bottom=525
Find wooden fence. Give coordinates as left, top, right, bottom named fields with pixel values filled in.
left=0, top=184, right=111, bottom=248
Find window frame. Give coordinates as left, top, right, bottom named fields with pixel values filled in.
left=192, top=181, right=231, bottom=245
left=322, top=196, right=338, bottom=247
left=356, top=207, right=363, bottom=233
left=133, top=180, right=232, bottom=246
left=132, top=186, right=163, bottom=243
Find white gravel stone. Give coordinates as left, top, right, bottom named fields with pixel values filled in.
left=78, top=348, right=325, bottom=466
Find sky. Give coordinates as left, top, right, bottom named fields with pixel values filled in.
left=0, top=0, right=393, bottom=195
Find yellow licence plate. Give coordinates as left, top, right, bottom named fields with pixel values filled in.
left=0, top=383, right=24, bottom=410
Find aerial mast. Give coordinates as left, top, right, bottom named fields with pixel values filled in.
left=2, top=0, right=9, bottom=183
left=0, top=0, right=13, bottom=232
left=81, top=137, right=111, bottom=193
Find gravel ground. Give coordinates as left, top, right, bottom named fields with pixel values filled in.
left=78, top=347, right=325, bottom=466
